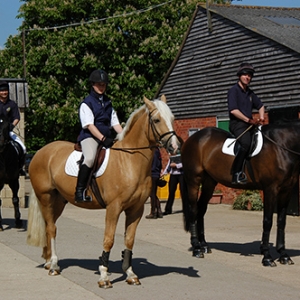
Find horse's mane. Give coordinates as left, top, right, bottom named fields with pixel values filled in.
left=261, top=118, right=300, bottom=138
left=271, top=118, right=300, bottom=125
left=116, top=99, right=174, bottom=141
left=116, top=105, right=146, bottom=141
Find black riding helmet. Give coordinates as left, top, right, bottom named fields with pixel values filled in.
left=0, top=80, right=9, bottom=91
left=89, top=69, right=109, bottom=84
left=236, top=63, right=255, bottom=77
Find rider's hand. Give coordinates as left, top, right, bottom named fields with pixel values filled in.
left=258, top=118, right=265, bottom=125
left=248, top=118, right=259, bottom=126
left=102, top=137, right=114, bottom=148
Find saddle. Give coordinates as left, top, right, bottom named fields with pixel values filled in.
left=74, top=142, right=106, bottom=171
left=222, top=127, right=263, bottom=184
left=10, top=140, right=25, bottom=167
left=234, top=129, right=258, bottom=157
left=222, top=127, right=263, bottom=158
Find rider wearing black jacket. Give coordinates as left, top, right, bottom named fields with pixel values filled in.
left=227, top=63, right=265, bottom=184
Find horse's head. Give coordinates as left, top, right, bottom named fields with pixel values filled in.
left=0, top=114, right=10, bottom=152
left=144, top=95, right=181, bottom=155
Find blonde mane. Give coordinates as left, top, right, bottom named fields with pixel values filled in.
left=116, top=105, right=146, bottom=141
left=116, top=99, right=174, bottom=141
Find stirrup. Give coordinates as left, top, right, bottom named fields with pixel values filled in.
left=232, top=172, right=247, bottom=185
left=75, top=188, right=92, bottom=203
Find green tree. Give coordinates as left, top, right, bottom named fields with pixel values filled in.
left=0, top=0, right=203, bottom=152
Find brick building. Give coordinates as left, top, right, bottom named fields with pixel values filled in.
left=156, top=4, right=300, bottom=209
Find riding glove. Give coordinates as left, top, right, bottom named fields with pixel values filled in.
left=102, top=137, right=114, bottom=148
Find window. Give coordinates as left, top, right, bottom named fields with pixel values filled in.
left=188, top=128, right=200, bottom=137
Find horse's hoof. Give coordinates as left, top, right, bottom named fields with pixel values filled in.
left=262, top=258, right=277, bottom=267
left=193, top=249, right=204, bottom=258
left=48, top=269, right=60, bottom=276
left=98, top=280, right=113, bottom=288
left=201, top=246, right=212, bottom=254
left=278, top=254, right=294, bottom=265
left=0, top=226, right=3, bottom=232
left=15, top=219, right=23, bottom=229
left=126, top=277, right=141, bottom=285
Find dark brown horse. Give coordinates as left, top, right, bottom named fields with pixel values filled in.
left=0, top=114, right=23, bottom=230
left=27, top=96, right=181, bottom=288
left=181, top=120, right=300, bottom=267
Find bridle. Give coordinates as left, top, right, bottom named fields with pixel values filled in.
left=112, top=107, right=177, bottom=152
left=148, top=108, right=177, bottom=148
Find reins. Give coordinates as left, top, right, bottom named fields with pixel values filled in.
left=110, top=145, right=157, bottom=152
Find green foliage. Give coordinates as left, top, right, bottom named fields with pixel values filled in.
left=0, top=0, right=204, bottom=152
left=233, top=190, right=263, bottom=211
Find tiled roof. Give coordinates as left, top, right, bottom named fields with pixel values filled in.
left=206, top=4, right=300, bottom=53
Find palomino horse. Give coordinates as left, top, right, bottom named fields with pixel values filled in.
left=27, top=96, right=181, bottom=288
left=181, top=121, right=300, bottom=267
left=0, top=114, right=23, bottom=230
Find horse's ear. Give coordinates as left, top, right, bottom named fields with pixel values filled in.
left=161, top=94, right=167, bottom=103
left=143, top=96, right=156, bottom=111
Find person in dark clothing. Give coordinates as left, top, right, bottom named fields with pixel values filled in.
left=0, top=80, right=26, bottom=175
left=163, top=153, right=184, bottom=215
left=75, top=70, right=123, bottom=202
left=227, top=63, right=265, bottom=184
left=145, top=147, right=163, bottom=219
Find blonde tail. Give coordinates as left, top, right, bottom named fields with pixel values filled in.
left=27, top=189, right=47, bottom=247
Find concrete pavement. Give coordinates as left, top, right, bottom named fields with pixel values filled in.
left=1, top=187, right=300, bottom=299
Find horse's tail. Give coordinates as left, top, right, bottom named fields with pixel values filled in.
left=27, top=189, right=47, bottom=247
left=181, top=177, right=191, bottom=232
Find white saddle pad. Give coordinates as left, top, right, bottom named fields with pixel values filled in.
left=222, top=128, right=263, bottom=157
left=65, top=149, right=110, bottom=177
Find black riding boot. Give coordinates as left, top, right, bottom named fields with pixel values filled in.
left=75, top=164, right=93, bottom=203
left=231, top=148, right=248, bottom=184
left=145, top=196, right=157, bottom=219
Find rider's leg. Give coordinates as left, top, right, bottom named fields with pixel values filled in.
left=146, top=177, right=158, bottom=219
left=231, top=147, right=248, bottom=184
left=230, top=122, right=251, bottom=184
left=75, top=138, right=97, bottom=203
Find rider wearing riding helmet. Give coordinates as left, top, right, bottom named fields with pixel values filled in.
left=0, top=80, right=26, bottom=176
left=75, top=69, right=123, bottom=202
left=227, top=62, right=265, bottom=185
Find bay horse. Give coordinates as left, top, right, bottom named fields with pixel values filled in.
left=0, top=114, right=23, bottom=231
left=27, top=96, right=181, bottom=288
left=181, top=121, right=300, bottom=267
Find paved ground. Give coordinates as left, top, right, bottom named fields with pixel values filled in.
left=1, top=180, right=300, bottom=299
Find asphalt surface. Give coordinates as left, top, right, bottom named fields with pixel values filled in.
left=1, top=182, right=300, bottom=299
